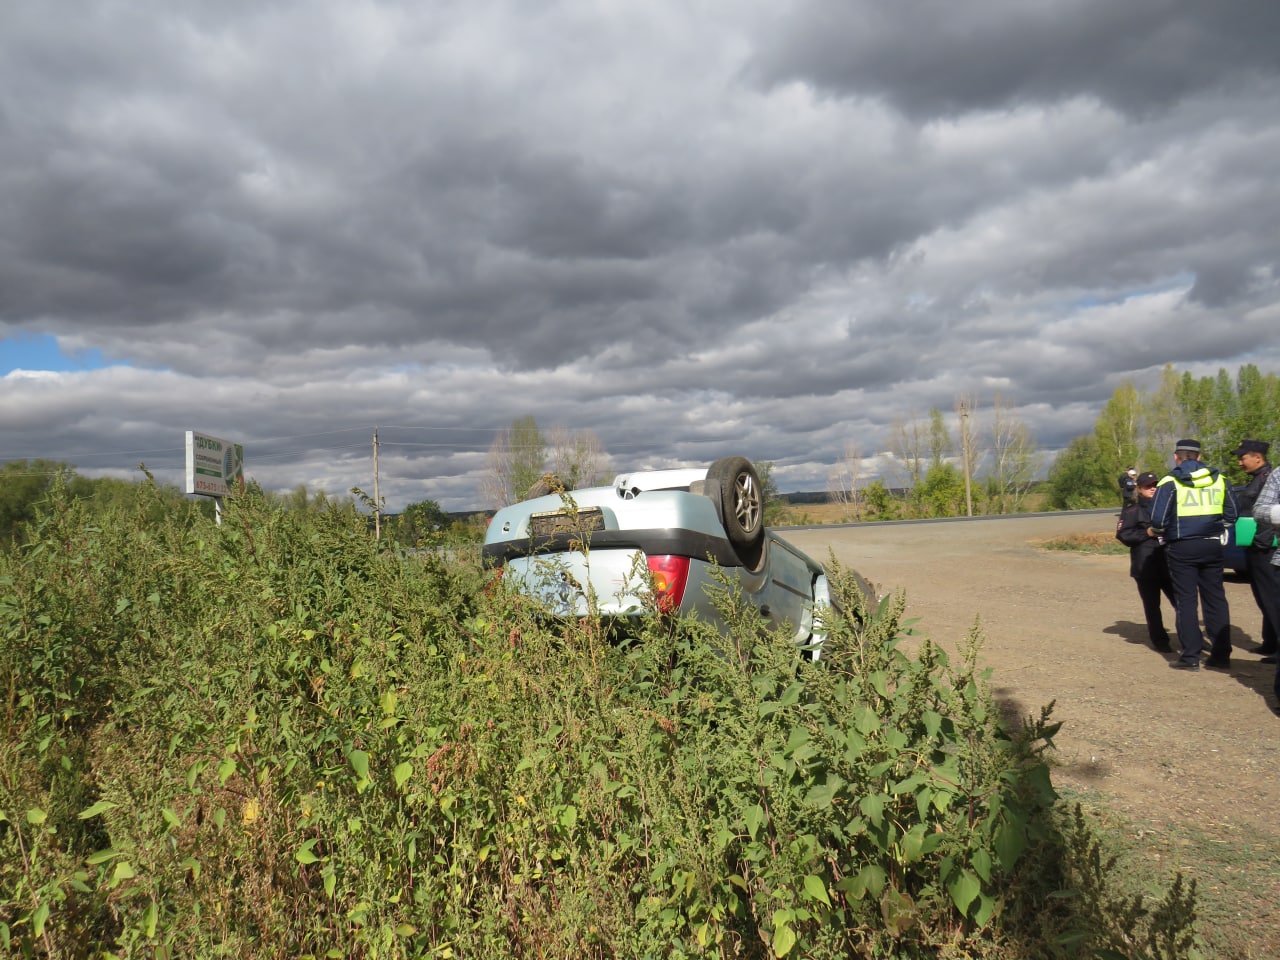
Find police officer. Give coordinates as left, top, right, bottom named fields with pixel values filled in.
left=1115, top=471, right=1176, bottom=651
left=1149, top=439, right=1239, bottom=671
left=1119, top=466, right=1138, bottom=506
left=1233, top=439, right=1278, bottom=660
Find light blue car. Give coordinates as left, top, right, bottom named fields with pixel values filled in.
left=481, top=456, right=873, bottom=658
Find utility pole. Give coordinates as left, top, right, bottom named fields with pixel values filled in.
left=959, top=399, right=974, bottom=518
left=373, top=428, right=382, bottom=540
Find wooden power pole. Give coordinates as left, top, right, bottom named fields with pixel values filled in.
left=958, top=400, right=974, bottom=517
left=373, top=428, right=382, bottom=540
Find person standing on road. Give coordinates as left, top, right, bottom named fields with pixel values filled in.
left=1250, top=464, right=1280, bottom=705
left=1232, top=439, right=1278, bottom=661
left=1150, top=439, right=1239, bottom=671
left=1115, top=471, right=1176, bottom=651
left=1119, top=467, right=1138, bottom=507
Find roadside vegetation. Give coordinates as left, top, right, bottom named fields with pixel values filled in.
left=1, top=480, right=1210, bottom=958
left=1039, top=532, right=1129, bottom=556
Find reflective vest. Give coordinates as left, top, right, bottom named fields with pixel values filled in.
left=1157, top=468, right=1227, bottom=517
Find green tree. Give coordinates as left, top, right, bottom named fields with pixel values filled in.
left=861, top=479, right=895, bottom=519
left=1200, top=368, right=1239, bottom=465
left=1234, top=365, right=1275, bottom=438
left=389, top=499, right=451, bottom=547
left=1093, top=382, right=1142, bottom=480
left=274, top=484, right=350, bottom=512
left=0, top=459, right=80, bottom=544
left=918, top=462, right=965, bottom=518
left=756, top=460, right=786, bottom=525
left=1158, top=364, right=1280, bottom=473
left=1047, top=435, right=1114, bottom=509
left=1176, top=370, right=1215, bottom=442
left=1226, top=364, right=1280, bottom=476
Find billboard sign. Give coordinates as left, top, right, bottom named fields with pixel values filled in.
left=185, top=431, right=245, bottom=498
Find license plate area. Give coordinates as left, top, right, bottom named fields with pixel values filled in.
left=528, top=507, right=606, bottom=537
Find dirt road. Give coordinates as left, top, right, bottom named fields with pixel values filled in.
left=782, top=512, right=1280, bottom=837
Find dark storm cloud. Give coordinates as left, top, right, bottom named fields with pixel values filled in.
left=750, top=0, right=1280, bottom=118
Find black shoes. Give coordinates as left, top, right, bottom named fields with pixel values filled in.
left=1204, top=657, right=1231, bottom=670
left=1169, top=660, right=1200, bottom=671
left=1153, top=641, right=1173, bottom=652
left=1262, top=656, right=1277, bottom=664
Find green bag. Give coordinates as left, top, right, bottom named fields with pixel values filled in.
left=1236, top=516, right=1257, bottom=548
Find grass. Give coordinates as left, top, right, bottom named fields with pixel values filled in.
left=1039, top=531, right=1129, bottom=555
left=1059, top=785, right=1280, bottom=960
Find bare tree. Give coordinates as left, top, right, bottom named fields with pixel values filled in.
left=481, top=418, right=611, bottom=508
left=927, top=407, right=951, bottom=469
left=547, top=426, right=610, bottom=491
left=889, top=412, right=929, bottom=517
left=480, top=415, right=547, bottom=508
left=989, top=394, right=1041, bottom=514
left=827, top=442, right=864, bottom=521
left=889, top=413, right=927, bottom=491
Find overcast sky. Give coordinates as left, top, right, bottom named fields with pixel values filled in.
left=3, top=0, right=1278, bottom=511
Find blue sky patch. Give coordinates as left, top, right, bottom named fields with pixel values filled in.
left=1, top=334, right=107, bottom=375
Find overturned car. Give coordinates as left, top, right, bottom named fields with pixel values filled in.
left=481, top=456, right=871, bottom=657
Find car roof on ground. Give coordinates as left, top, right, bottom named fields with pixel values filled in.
left=612, top=467, right=709, bottom=499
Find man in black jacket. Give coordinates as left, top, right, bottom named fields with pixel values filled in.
left=1116, top=471, right=1175, bottom=651
left=1119, top=466, right=1138, bottom=506
left=1233, top=439, right=1278, bottom=660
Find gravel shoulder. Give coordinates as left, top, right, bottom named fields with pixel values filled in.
left=782, top=513, right=1280, bottom=840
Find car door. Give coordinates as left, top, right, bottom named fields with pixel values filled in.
left=747, top=534, right=816, bottom=642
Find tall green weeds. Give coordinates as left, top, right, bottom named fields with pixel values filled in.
left=0, top=484, right=1202, bottom=958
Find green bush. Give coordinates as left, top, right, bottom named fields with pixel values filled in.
left=0, top=484, right=1201, bottom=958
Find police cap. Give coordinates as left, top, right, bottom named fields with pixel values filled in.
left=1231, top=439, right=1270, bottom=457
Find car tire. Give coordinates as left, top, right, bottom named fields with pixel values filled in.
left=706, top=456, right=764, bottom=566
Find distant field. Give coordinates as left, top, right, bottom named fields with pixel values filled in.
left=773, top=491, right=1056, bottom=525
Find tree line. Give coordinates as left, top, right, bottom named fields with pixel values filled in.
left=825, top=394, right=1041, bottom=522
left=1047, top=363, right=1280, bottom=509
left=5, top=362, right=1275, bottom=546
left=823, top=363, right=1278, bottom=520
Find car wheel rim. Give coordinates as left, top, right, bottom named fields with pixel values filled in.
left=734, top=472, right=761, bottom=533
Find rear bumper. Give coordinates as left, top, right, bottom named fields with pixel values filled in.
left=482, top=527, right=743, bottom=568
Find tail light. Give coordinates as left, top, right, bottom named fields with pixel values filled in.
left=645, top=555, right=690, bottom=613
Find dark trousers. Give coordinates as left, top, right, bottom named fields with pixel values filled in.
left=1248, top=547, right=1280, bottom=697
left=1245, top=546, right=1279, bottom=654
left=1134, top=563, right=1175, bottom=646
left=1166, top=537, right=1232, bottom=664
